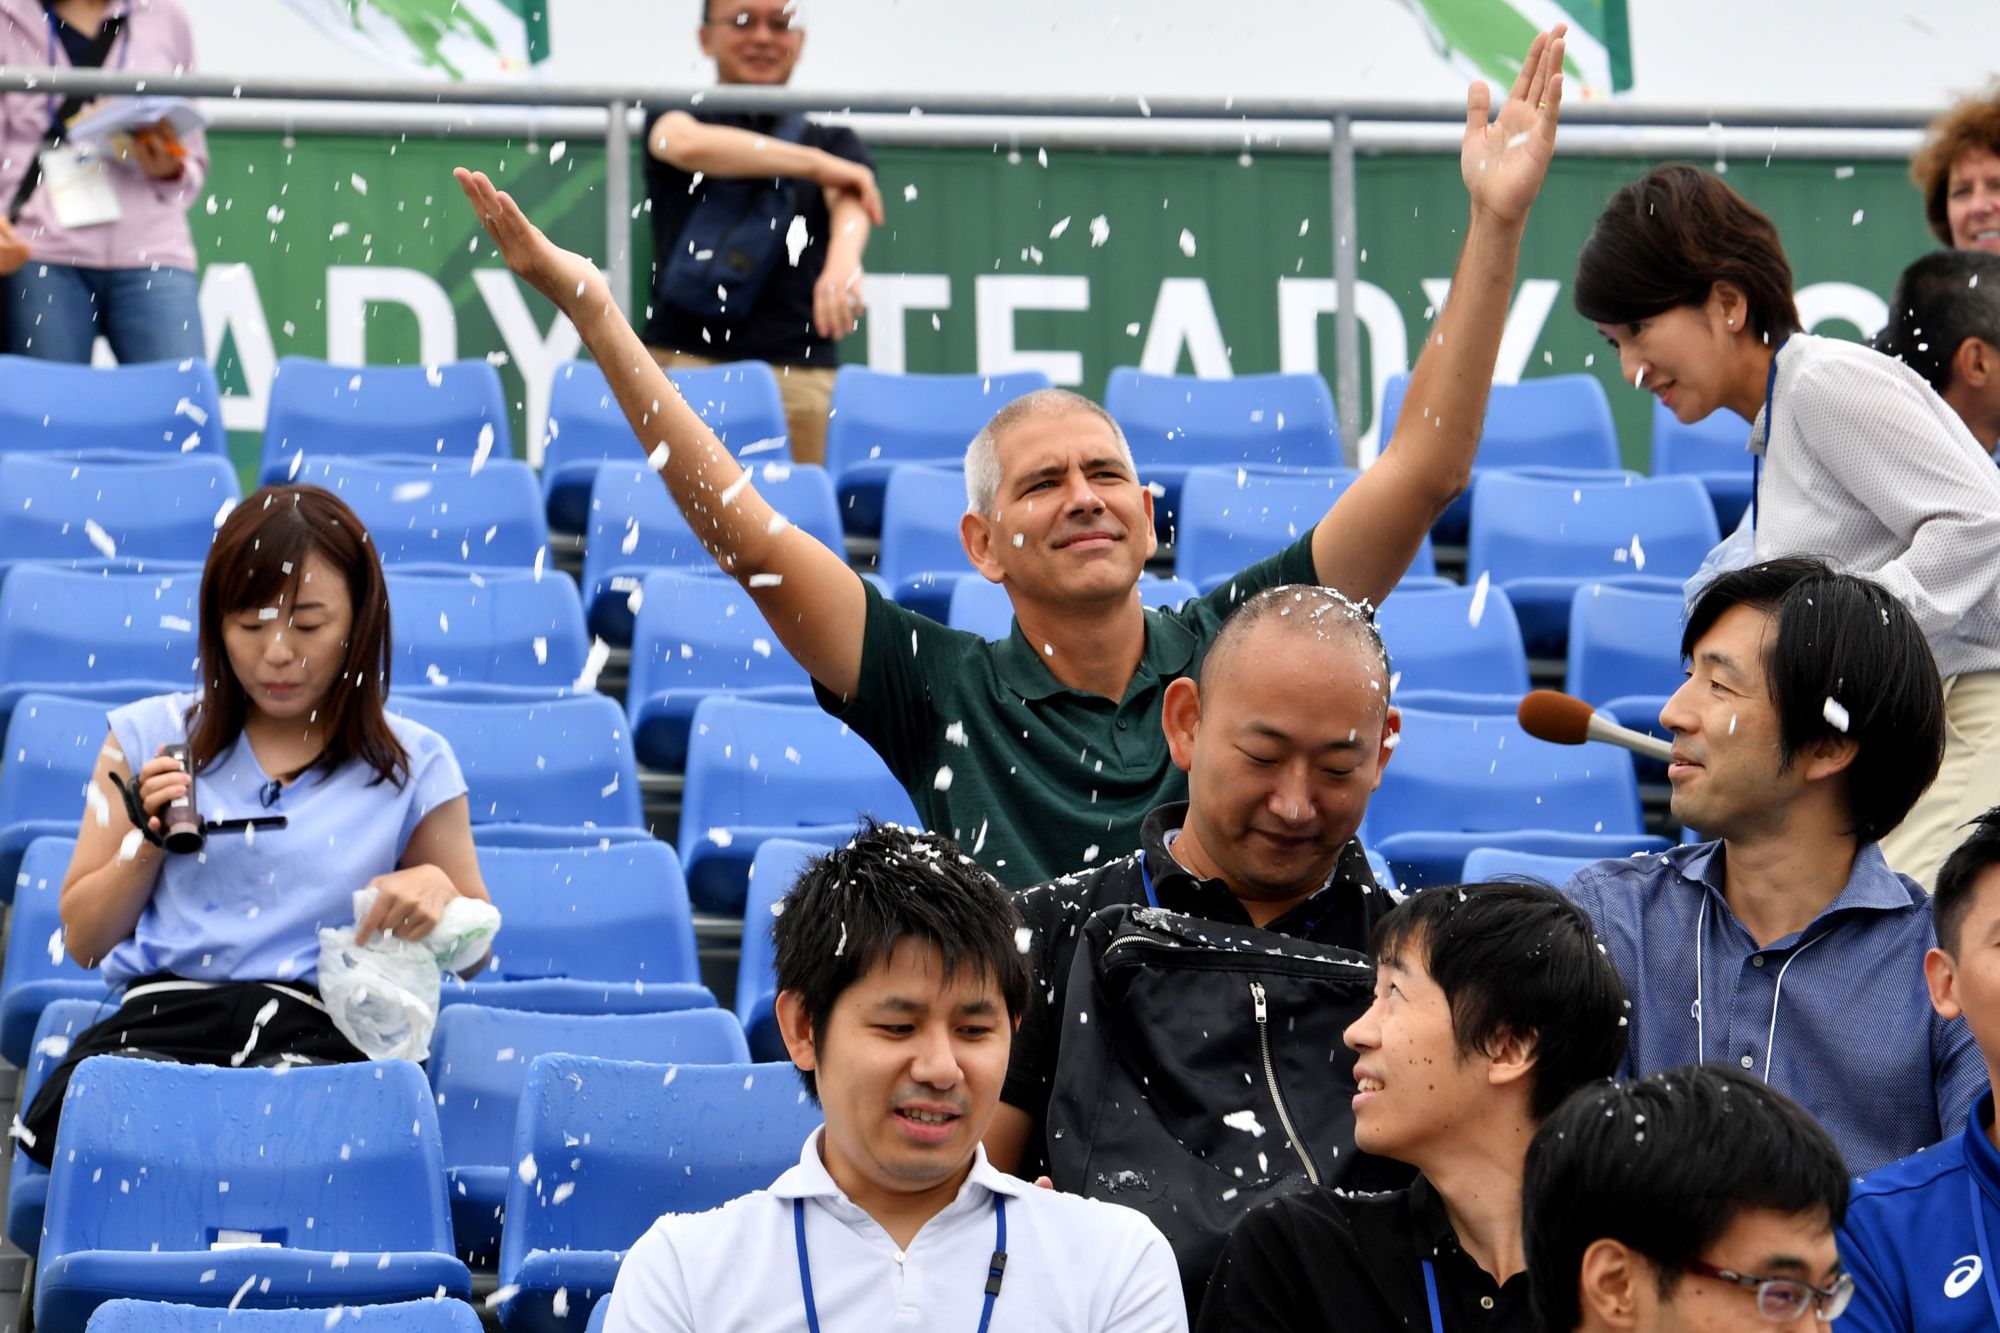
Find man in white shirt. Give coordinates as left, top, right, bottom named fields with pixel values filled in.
left=600, top=821, right=1187, bottom=1332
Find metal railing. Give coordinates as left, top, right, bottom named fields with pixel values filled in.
left=0, top=65, right=1942, bottom=454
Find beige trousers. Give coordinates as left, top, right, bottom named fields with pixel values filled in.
left=647, top=348, right=836, bottom=466
left=1879, top=669, right=2000, bottom=890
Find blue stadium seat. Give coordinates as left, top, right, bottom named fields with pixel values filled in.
left=1368, top=707, right=1668, bottom=888
left=1650, top=400, right=1755, bottom=533
left=1379, top=372, right=1624, bottom=543
left=1375, top=581, right=1529, bottom=714
left=1465, top=472, right=1719, bottom=658
left=580, top=461, right=842, bottom=646
left=877, top=465, right=974, bottom=622
left=8, top=999, right=104, bottom=1259
left=946, top=573, right=1198, bottom=641
left=37, top=1058, right=470, bottom=1332
left=0, top=454, right=234, bottom=587
left=1103, top=369, right=1343, bottom=541
left=1173, top=464, right=1444, bottom=594
left=0, top=356, right=227, bottom=460
left=445, top=841, right=708, bottom=1017
left=823, top=367, right=1053, bottom=537
left=290, top=457, right=549, bottom=571
left=260, top=357, right=510, bottom=485
left=385, top=694, right=648, bottom=847
left=386, top=566, right=590, bottom=699
left=84, top=1300, right=484, bottom=1330
left=1462, top=846, right=1600, bottom=885
left=679, top=698, right=921, bottom=914
left=542, top=359, right=789, bottom=533
left=737, top=838, right=822, bottom=1062
left=585, top=1300, right=610, bottom=1333
left=430, top=1005, right=748, bottom=1265
left=0, top=693, right=113, bottom=903
left=2, top=837, right=109, bottom=1068
left=627, top=570, right=815, bottom=772
left=1566, top=581, right=1687, bottom=748
left=0, top=564, right=199, bottom=737
left=498, top=1056, right=822, bottom=1333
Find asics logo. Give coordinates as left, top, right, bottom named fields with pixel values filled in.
left=1946, top=1254, right=1982, bottom=1299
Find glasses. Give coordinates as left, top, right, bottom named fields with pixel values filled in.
left=1681, top=1259, right=1855, bottom=1322
left=709, top=10, right=800, bottom=36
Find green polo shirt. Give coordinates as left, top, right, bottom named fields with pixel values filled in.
left=815, top=532, right=1321, bottom=888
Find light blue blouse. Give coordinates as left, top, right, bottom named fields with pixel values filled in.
left=101, top=693, right=467, bottom=990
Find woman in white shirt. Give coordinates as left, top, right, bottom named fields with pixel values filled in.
left=1572, top=162, right=2000, bottom=889
left=21, top=484, right=490, bottom=1164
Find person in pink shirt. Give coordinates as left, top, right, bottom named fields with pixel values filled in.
left=0, top=0, right=206, bottom=362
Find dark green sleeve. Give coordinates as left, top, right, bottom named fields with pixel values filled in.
left=1176, top=528, right=1321, bottom=650
left=811, top=578, right=971, bottom=794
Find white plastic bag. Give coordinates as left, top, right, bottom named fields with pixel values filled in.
left=317, top=887, right=502, bottom=1061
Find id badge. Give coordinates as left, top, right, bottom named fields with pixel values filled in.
left=41, top=144, right=123, bottom=229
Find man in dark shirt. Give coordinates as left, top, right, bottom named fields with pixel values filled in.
left=1875, top=248, right=2000, bottom=457
left=643, top=0, right=882, bottom=463
left=1199, top=881, right=1629, bottom=1332
left=985, top=583, right=1402, bottom=1175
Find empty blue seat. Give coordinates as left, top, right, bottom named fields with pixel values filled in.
left=0, top=564, right=199, bottom=737
left=0, top=453, right=234, bottom=586
left=1462, top=846, right=1599, bottom=885
left=1375, top=582, right=1529, bottom=713
left=0, top=693, right=115, bottom=903
left=0, top=356, right=228, bottom=460
left=260, top=357, right=510, bottom=485
left=386, top=566, right=590, bottom=699
left=627, top=570, right=814, bottom=772
left=290, top=457, right=549, bottom=571
left=8, top=999, right=104, bottom=1258
left=1103, top=369, right=1343, bottom=540
left=877, top=465, right=975, bottom=622
left=446, top=841, right=707, bottom=1017
left=1466, top=472, right=1719, bottom=658
left=1651, top=400, right=1755, bottom=532
left=1173, top=464, right=1443, bottom=594
left=84, top=1300, right=484, bottom=1330
left=1566, top=581, right=1687, bottom=745
left=823, top=367, right=1053, bottom=536
left=2, top=837, right=109, bottom=1067
left=430, top=1004, right=748, bottom=1265
left=1368, top=707, right=1668, bottom=888
left=386, top=694, right=648, bottom=847
left=542, top=360, right=789, bottom=532
left=37, top=1058, right=470, bottom=1332
left=498, top=1056, right=822, bottom=1333
left=737, top=837, right=822, bottom=1062
left=679, top=698, right=920, bottom=914
left=581, top=461, right=842, bottom=646
left=946, top=574, right=1198, bottom=641
left=1380, top=372, right=1624, bottom=543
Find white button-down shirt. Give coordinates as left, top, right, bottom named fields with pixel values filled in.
left=600, top=1130, right=1187, bottom=1332
left=1747, top=333, right=2000, bottom=678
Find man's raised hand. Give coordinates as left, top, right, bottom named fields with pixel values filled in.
left=453, top=167, right=608, bottom=312
left=1461, top=25, right=1565, bottom=228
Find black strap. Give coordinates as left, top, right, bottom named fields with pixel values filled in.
left=106, top=770, right=167, bottom=847
left=7, top=13, right=126, bottom=223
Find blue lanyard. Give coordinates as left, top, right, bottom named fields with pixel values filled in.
left=1749, top=337, right=1789, bottom=532
left=1422, top=1259, right=1445, bottom=1333
left=1137, top=852, right=1160, bottom=909
left=794, top=1195, right=1007, bottom=1333
left=1969, top=1175, right=2000, bottom=1331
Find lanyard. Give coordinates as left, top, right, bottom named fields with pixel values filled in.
left=794, top=1195, right=1007, bottom=1333
left=1749, top=337, right=1790, bottom=532
left=1969, top=1175, right=2000, bottom=1330
left=1421, top=1259, right=1445, bottom=1333
left=1137, top=852, right=1160, bottom=909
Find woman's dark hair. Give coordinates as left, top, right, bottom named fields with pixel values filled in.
left=1912, top=87, right=2000, bottom=246
left=1370, top=880, right=1629, bottom=1121
left=1683, top=558, right=1943, bottom=845
left=1874, top=249, right=2000, bottom=393
left=190, top=485, right=407, bottom=787
left=1934, top=806, right=2000, bottom=956
left=1523, top=1065, right=1848, bottom=1331
left=1574, top=164, right=1802, bottom=344
left=772, top=821, right=1031, bottom=1102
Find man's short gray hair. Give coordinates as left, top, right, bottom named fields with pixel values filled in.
left=962, top=388, right=1137, bottom=515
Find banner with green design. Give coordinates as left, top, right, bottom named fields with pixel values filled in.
left=281, top=0, right=551, bottom=79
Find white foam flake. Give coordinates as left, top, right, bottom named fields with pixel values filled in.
left=160, top=614, right=193, bottom=633
left=116, top=829, right=144, bottom=863
left=1178, top=228, right=1197, bottom=257
left=785, top=215, right=809, bottom=266
left=572, top=637, right=611, bottom=692
left=749, top=573, right=784, bottom=588
left=1015, top=926, right=1034, bottom=954
left=933, top=766, right=954, bottom=791
left=516, top=1153, right=538, bottom=1184
left=82, top=519, right=117, bottom=559
left=648, top=442, right=671, bottom=470
left=214, top=499, right=238, bottom=529
left=533, top=637, right=548, bottom=665
left=390, top=480, right=432, bottom=503
left=1222, top=1109, right=1266, bottom=1138
left=1467, top=571, right=1490, bottom=627
left=1822, top=697, right=1850, bottom=732
left=470, top=422, right=495, bottom=475
left=1089, top=215, right=1110, bottom=246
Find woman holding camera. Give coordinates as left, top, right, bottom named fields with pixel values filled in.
left=19, top=485, right=490, bottom=1164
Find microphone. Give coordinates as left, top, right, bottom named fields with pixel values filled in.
left=1517, top=690, right=1675, bottom=764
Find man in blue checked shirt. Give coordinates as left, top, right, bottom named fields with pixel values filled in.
left=1561, top=557, right=1985, bottom=1176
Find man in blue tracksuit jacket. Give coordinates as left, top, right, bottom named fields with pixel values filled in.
left=1840, top=806, right=2000, bottom=1330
